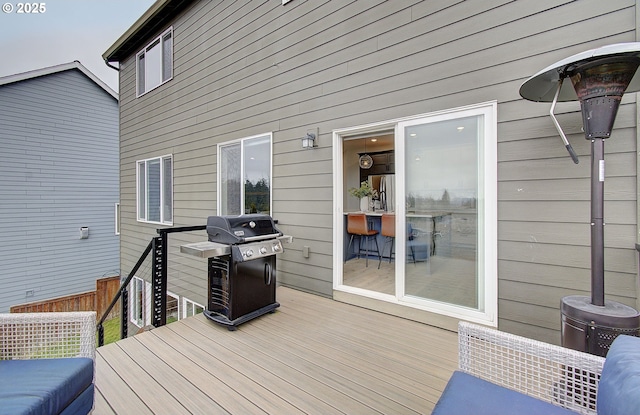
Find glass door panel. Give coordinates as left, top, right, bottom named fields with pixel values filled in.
left=401, top=115, right=481, bottom=310
left=341, top=135, right=396, bottom=296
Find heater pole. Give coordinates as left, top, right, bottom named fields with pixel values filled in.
left=591, top=138, right=605, bottom=307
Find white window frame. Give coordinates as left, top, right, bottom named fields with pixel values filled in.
left=217, top=133, right=273, bottom=215
left=136, top=154, right=173, bottom=225
left=114, top=203, right=120, bottom=235
left=136, top=27, right=173, bottom=97
left=332, top=101, right=498, bottom=326
left=130, top=277, right=151, bottom=328
left=166, top=290, right=180, bottom=323
left=182, top=297, right=205, bottom=319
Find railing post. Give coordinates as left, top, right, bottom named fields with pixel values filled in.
left=97, top=323, right=105, bottom=347
left=96, top=225, right=206, bottom=345
left=152, top=233, right=167, bottom=327
left=120, top=286, right=128, bottom=340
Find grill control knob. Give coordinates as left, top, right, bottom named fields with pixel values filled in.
left=273, top=244, right=281, bottom=252
left=259, top=247, right=267, bottom=255
left=245, top=249, right=254, bottom=258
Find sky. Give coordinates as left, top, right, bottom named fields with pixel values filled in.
left=0, top=0, right=157, bottom=92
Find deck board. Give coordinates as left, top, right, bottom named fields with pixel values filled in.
left=93, top=287, right=458, bottom=415
left=177, top=315, right=373, bottom=414
left=94, top=353, right=155, bottom=415
left=135, top=327, right=269, bottom=415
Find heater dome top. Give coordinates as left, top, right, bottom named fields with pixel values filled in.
left=519, top=42, right=640, bottom=102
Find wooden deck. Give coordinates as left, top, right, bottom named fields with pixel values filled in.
left=93, top=287, right=458, bottom=415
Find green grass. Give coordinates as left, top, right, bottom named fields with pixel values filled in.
left=98, top=317, right=121, bottom=346
left=97, top=314, right=181, bottom=347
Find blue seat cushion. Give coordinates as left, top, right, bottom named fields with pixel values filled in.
left=60, top=384, right=94, bottom=415
left=597, top=335, right=640, bottom=415
left=432, top=371, right=579, bottom=415
left=0, top=357, right=94, bottom=415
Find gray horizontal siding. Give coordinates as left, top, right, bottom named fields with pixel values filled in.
left=0, top=69, right=119, bottom=312
left=116, top=0, right=639, bottom=342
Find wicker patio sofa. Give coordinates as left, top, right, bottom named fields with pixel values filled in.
left=0, top=311, right=96, bottom=415
left=433, top=321, right=640, bottom=415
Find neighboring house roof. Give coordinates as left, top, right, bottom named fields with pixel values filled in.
left=103, top=0, right=195, bottom=63
left=0, top=61, right=118, bottom=100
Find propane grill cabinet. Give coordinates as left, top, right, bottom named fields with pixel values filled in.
left=180, top=214, right=292, bottom=330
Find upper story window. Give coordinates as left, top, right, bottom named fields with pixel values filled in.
left=136, top=27, right=173, bottom=97
left=218, top=133, right=272, bottom=215
left=137, top=155, right=173, bottom=225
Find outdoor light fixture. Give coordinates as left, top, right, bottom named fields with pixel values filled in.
left=302, top=132, right=316, bottom=149
left=520, top=42, right=640, bottom=356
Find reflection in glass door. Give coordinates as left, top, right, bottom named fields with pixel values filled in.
left=398, top=110, right=488, bottom=314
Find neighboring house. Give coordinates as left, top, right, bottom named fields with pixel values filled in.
left=0, top=61, right=120, bottom=313
left=103, top=0, right=640, bottom=344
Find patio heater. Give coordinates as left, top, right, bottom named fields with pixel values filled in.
left=519, top=43, right=640, bottom=356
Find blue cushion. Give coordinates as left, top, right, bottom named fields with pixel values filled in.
left=59, top=384, right=94, bottom=415
left=432, top=371, right=579, bottom=415
left=597, top=335, right=640, bottom=415
left=0, top=358, right=94, bottom=415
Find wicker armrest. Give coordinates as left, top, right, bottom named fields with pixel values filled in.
left=458, top=322, right=605, bottom=415
left=0, top=312, right=96, bottom=360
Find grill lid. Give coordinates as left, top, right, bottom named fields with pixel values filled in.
left=207, top=214, right=282, bottom=244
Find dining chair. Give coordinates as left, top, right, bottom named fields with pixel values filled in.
left=378, top=213, right=395, bottom=269
left=346, top=213, right=380, bottom=267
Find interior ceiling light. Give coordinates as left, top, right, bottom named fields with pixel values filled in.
left=359, top=154, right=373, bottom=169
left=359, top=138, right=373, bottom=169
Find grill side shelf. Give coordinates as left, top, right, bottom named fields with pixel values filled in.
left=180, top=241, right=231, bottom=258
left=180, top=235, right=293, bottom=259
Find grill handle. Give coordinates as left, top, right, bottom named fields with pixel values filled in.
left=264, top=262, right=273, bottom=285
left=243, top=233, right=282, bottom=242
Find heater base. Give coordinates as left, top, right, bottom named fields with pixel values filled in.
left=561, top=295, right=640, bottom=356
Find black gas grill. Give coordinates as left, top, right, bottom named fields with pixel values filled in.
left=206, top=214, right=284, bottom=260
left=180, top=214, right=290, bottom=330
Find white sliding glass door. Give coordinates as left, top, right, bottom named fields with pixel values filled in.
left=334, top=102, right=497, bottom=326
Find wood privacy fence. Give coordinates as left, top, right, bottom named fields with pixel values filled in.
left=10, top=276, right=121, bottom=319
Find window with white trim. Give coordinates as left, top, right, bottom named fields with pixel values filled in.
left=136, top=27, right=173, bottom=97
left=137, top=155, right=173, bottom=225
left=166, top=291, right=179, bottom=323
left=130, top=277, right=151, bottom=328
left=183, top=298, right=205, bottom=318
left=114, top=203, right=120, bottom=235
left=218, top=133, right=272, bottom=215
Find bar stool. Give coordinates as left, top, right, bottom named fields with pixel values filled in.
left=346, top=213, right=380, bottom=267
left=379, top=213, right=395, bottom=269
